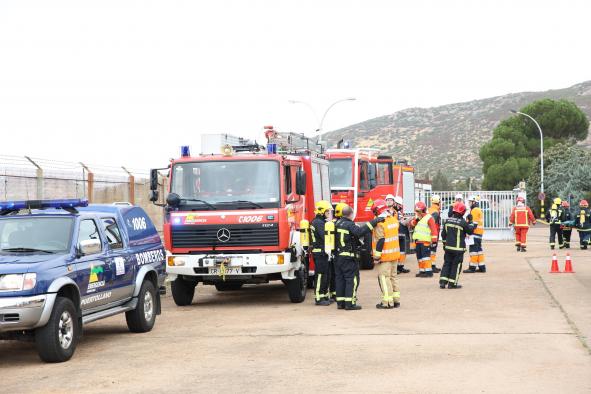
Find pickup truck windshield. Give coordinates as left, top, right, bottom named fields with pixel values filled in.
left=171, top=160, right=281, bottom=208
left=0, top=217, right=74, bottom=254
left=329, top=159, right=353, bottom=188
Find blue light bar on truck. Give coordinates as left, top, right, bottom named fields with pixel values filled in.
left=0, top=199, right=89, bottom=211
left=181, top=145, right=191, bottom=157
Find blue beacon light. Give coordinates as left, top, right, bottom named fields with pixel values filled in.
left=181, top=146, right=191, bottom=157
left=0, top=199, right=89, bottom=211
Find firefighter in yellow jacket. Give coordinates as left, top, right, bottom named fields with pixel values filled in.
left=464, top=195, right=486, bottom=273
left=371, top=199, right=401, bottom=309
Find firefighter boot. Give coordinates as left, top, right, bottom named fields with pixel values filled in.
left=397, top=264, right=410, bottom=274
left=439, top=280, right=447, bottom=289
left=337, top=302, right=345, bottom=310
left=432, top=265, right=441, bottom=273
left=476, top=265, right=486, bottom=273
left=520, top=246, right=527, bottom=252
left=516, top=245, right=521, bottom=252
left=463, top=266, right=476, bottom=274
left=345, top=303, right=362, bottom=311
left=393, top=302, right=401, bottom=308
left=448, top=283, right=463, bottom=289
left=376, top=303, right=391, bottom=310
left=315, top=300, right=331, bottom=306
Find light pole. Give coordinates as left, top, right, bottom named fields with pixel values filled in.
left=289, top=97, right=356, bottom=144
left=510, top=109, right=545, bottom=218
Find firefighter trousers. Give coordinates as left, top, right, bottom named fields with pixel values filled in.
left=376, top=261, right=400, bottom=307
left=440, top=250, right=464, bottom=285
left=329, top=257, right=337, bottom=298
left=514, top=227, right=529, bottom=248
left=415, top=243, right=432, bottom=272
left=578, top=230, right=591, bottom=248
left=563, top=229, right=572, bottom=247
left=335, top=256, right=359, bottom=307
left=312, top=253, right=330, bottom=302
left=468, top=236, right=485, bottom=270
left=549, top=224, right=564, bottom=248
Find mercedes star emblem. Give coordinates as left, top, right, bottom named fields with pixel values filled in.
left=217, top=228, right=231, bottom=243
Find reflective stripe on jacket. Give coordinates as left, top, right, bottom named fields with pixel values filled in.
left=412, top=214, right=433, bottom=243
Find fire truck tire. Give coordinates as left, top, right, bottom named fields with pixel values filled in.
left=171, top=276, right=196, bottom=306
left=214, top=282, right=243, bottom=291
left=286, top=266, right=307, bottom=303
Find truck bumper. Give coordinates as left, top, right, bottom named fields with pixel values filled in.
left=166, top=251, right=299, bottom=281
left=0, top=294, right=55, bottom=333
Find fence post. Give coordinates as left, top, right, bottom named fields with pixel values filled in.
left=25, top=156, right=43, bottom=200
left=80, top=162, right=94, bottom=203
left=121, top=166, right=135, bottom=205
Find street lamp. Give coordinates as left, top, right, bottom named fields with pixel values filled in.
left=289, top=97, right=356, bottom=144
left=510, top=109, right=545, bottom=218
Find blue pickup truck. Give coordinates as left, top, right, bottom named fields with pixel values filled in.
left=0, top=199, right=166, bottom=362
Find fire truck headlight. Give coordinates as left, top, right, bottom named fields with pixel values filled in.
left=265, top=255, right=284, bottom=265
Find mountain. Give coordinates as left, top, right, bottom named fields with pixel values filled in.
left=323, top=81, right=591, bottom=182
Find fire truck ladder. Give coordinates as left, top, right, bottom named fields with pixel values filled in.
left=266, top=129, right=323, bottom=155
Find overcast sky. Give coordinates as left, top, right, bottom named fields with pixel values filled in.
left=0, top=0, right=589, bottom=172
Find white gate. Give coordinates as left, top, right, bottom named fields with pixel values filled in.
left=422, top=191, right=518, bottom=241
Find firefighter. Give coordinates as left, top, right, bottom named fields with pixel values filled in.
left=334, top=204, right=383, bottom=310
left=440, top=201, right=476, bottom=289
left=546, top=197, right=566, bottom=249
left=328, top=202, right=348, bottom=299
left=509, top=197, right=536, bottom=252
left=447, top=193, right=464, bottom=217
left=410, top=201, right=438, bottom=277
left=310, top=200, right=333, bottom=306
left=387, top=195, right=411, bottom=274
left=576, top=200, right=590, bottom=249
left=464, top=195, right=486, bottom=273
left=427, top=195, right=442, bottom=274
left=371, top=199, right=401, bottom=309
left=561, top=200, right=573, bottom=249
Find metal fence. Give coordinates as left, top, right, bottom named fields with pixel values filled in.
left=420, top=190, right=518, bottom=241
left=0, top=155, right=165, bottom=230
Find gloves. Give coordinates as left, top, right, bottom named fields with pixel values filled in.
left=374, top=216, right=386, bottom=223
left=431, top=243, right=437, bottom=248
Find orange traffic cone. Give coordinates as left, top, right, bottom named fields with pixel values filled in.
left=564, top=253, right=575, bottom=273
left=549, top=253, right=560, bottom=273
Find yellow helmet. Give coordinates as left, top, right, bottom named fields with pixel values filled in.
left=314, top=200, right=332, bottom=215
left=431, top=195, right=441, bottom=204
left=334, top=202, right=348, bottom=218
left=553, top=197, right=562, bottom=205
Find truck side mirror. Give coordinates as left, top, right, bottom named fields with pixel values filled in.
left=368, top=164, right=377, bottom=189
left=149, top=190, right=159, bottom=202
left=78, top=239, right=101, bottom=256
left=296, top=170, right=306, bottom=195
left=150, top=169, right=159, bottom=191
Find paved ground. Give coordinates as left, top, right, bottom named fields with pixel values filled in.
left=1, top=226, right=590, bottom=393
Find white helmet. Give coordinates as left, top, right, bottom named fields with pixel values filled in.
left=455, top=193, right=464, bottom=201
left=385, top=194, right=395, bottom=201
left=394, top=196, right=404, bottom=205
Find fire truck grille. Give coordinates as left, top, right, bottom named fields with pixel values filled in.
left=172, top=224, right=279, bottom=248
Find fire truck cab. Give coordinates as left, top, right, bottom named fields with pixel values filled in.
left=326, top=148, right=415, bottom=269
left=150, top=128, right=330, bottom=305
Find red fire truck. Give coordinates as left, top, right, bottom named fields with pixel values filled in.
left=326, top=148, right=416, bottom=268
left=149, top=127, right=330, bottom=305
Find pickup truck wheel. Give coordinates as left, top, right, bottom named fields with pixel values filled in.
left=34, top=296, right=79, bottom=363
left=286, top=266, right=307, bottom=303
left=126, top=280, right=157, bottom=333
left=215, top=282, right=243, bottom=291
left=171, top=276, right=196, bottom=306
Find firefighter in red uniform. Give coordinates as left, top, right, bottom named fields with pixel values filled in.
left=509, top=197, right=536, bottom=252
left=410, top=201, right=439, bottom=278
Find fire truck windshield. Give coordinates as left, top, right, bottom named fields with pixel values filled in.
left=170, top=160, right=281, bottom=208
left=328, top=159, right=353, bottom=188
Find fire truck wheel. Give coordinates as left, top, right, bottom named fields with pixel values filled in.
left=286, top=266, right=307, bottom=303
left=214, top=282, right=243, bottom=291
left=171, top=276, right=196, bottom=306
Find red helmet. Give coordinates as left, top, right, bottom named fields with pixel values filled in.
left=516, top=196, right=525, bottom=203
left=414, top=201, right=427, bottom=212
left=561, top=200, right=570, bottom=208
left=371, top=199, right=388, bottom=216
left=580, top=200, right=589, bottom=208
left=452, top=201, right=467, bottom=215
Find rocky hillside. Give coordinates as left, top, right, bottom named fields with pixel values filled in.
left=323, top=81, right=591, bottom=181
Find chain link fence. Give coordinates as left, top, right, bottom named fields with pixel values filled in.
left=0, top=155, right=165, bottom=230
left=420, top=190, right=518, bottom=241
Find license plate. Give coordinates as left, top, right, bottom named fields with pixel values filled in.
left=209, top=267, right=241, bottom=275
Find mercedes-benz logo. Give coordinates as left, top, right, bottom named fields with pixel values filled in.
left=217, top=228, right=231, bottom=243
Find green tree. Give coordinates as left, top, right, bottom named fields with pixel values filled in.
left=432, top=169, right=451, bottom=190
left=480, top=99, right=589, bottom=190
left=527, top=144, right=591, bottom=212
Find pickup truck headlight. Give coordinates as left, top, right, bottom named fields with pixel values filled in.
left=0, top=273, right=37, bottom=291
